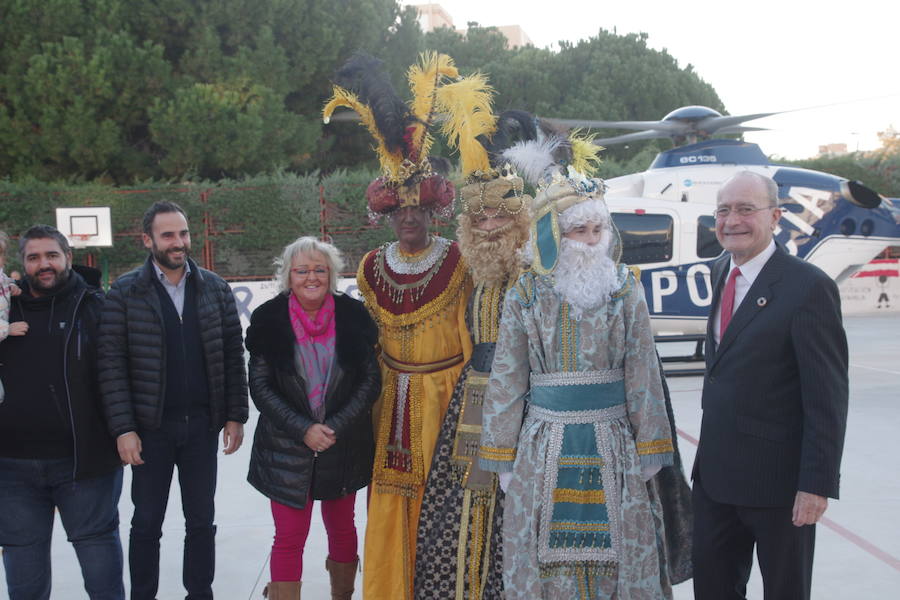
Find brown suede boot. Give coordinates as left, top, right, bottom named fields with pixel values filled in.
left=325, top=556, right=359, bottom=599
left=262, top=581, right=301, bottom=599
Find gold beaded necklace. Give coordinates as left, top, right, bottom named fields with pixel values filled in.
left=373, top=237, right=452, bottom=304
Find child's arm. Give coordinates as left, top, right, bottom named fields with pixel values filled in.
left=0, top=281, right=9, bottom=342
left=0, top=277, right=26, bottom=339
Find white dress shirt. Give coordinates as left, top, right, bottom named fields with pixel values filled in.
left=152, top=260, right=191, bottom=318
left=713, top=239, right=776, bottom=345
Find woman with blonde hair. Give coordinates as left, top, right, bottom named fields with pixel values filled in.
left=246, top=236, right=380, bottom=599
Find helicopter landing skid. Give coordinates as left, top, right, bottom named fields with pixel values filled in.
left=655, top=334, right=706, bottom=377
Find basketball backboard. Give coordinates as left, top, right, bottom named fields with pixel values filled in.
left=55, top=207, right=113, bottom=248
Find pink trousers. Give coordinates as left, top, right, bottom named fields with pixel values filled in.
left=269, top=492, right=357, bottom=581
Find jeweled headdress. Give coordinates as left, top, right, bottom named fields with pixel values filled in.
left=456, top=110, right=536, bottom=218
left=503, top=131, right=618, bottom=274
left=323, top=52, right=460, bottom=222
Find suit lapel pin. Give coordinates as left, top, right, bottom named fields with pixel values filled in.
left=757, top=297, right=767, bottom=307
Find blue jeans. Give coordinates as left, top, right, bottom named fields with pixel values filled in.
left=129, top=415, right=218, bottom=600
left=0, top=457, right=124, bottom=600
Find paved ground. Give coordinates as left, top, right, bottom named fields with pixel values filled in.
left=2, top=315, right=898, bottom=599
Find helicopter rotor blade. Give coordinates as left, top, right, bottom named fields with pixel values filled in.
left=592, top=130, right=672, bottom=145
left=327, top=108, right=455, bottom=124
left=716, top=126, right=769, bottom=134
left=696, top=112, right=780, bottom=132
left=325, top=110, right=362, bottom=122
left=541, top=118, right=685, bottom=132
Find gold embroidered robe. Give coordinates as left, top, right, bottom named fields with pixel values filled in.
left=359, top=239, right=472, bottom=600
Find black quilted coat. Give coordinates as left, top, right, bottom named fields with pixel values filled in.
left=1, top=266, right=121, bottom=481
left=97, top=257, right=249, bottom=435
left=245, top=292, right=380, bottom=509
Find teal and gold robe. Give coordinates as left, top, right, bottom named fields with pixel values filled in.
left=479, top=265, right=675, bottom=599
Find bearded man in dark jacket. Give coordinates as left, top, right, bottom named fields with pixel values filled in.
left=98, top=201, right=248, bottom=600
left=0, top=225, right=123, bottom=600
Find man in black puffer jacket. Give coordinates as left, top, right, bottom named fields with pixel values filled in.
left=0, top=225, right=124, bottom=600
left=98, top=201, right=248, bottom=600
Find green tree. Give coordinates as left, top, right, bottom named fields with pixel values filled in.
left=415, top=27, right=724, bottom=167
left=0, top=3, right=171, bottom=181
left=0, top=0, right=418, bottom=182
left=1, top=2, right=728, bottom=182
left=148, top=81, right=312, bottom=178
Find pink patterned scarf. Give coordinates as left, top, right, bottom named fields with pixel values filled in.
left=288, top=293, right=336, bottom=421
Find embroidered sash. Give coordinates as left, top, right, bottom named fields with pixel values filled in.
left=528, top=370, right=626, bottom=571
left=451, top=370, right=494, bottom=491
left=372, top=353, right=466, bottom=497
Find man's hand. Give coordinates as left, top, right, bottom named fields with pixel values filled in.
left=8, top=321, right=28, bottom=336
left=792, top=491, right=828, bottom=526
left=303, top=424, right=336, bottom=453
left=117, top=432, right=144, bottom=465
left=9, top=283, right=21, bottom=297
left=222, top=421, right=244, bottom=455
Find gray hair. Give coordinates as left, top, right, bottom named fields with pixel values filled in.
left=717, top=171, right=780, bottom=207
left=274, top=236, right=346, bottom=295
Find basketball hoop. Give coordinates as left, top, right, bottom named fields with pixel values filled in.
left=70, top=234, right=93, bottom=250
left=56, top=207, right=113, bottom=250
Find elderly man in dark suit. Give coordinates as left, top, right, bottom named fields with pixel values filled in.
left=692, top=171, right=849, bottom=600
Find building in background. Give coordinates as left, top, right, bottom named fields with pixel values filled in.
left=818, top=143, right=848, bottom=157
left=414, top=3, right=454, bottom=32
left=494, top=24, right=533, bottom=48
left=412, top=3, right=533, bottom=48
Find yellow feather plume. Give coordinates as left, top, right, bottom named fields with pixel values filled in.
left=433, top=74, right=497, bottom=177
left=569, top=129, right=603, bottom=177
left=407, top=52, right=458, bottom=159
left=408, top=52, right=458, bottom=120
left=322, top=85, right=403, bottom=179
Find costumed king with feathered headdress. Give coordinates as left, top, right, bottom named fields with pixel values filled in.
left=477, top=141, right=677, bottom=599
left=413, top=106, right=536, bottom=600
left=323, top=52, right=473, bottom=600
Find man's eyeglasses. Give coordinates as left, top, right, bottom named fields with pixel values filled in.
left=713, top=205, right=775, bottom=219
left=292, top=268, right=328, bottom=277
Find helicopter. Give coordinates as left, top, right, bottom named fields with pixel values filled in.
left=320, top=102, right=899, bottom=341
left=326, top=104, right=898, bottom=325
left=545, top=106, right=900, bottom=371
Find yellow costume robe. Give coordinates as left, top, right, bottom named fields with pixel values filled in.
left=359, top=237, right=472, bottom=600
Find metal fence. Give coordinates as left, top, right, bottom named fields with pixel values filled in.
left=4, top=183, right=455, bottom=287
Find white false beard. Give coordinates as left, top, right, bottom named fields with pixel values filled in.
left=552, top=237, right=620, bottom=319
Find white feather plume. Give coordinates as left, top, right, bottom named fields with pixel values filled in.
left=501, top=136, right=566, bottom=187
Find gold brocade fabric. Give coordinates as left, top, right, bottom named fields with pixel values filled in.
left=413, top=277, right=515, bottom=600
left=359, top=244, right=473, bottom=600
left=451, top=280, right=513, bottom=491
left=451, top=281, right=512, bottom=599
left=471, top=281, right=509, bottom=346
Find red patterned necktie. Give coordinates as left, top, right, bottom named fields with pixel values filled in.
left=719, top=267, right=741, bottom=335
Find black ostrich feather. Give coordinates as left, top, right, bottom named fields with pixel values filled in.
left=479, top=109, right=539, bottom=167
left=333, top=51, right=412, bottom=155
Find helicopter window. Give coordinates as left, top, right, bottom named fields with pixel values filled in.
left=611, top=213, right=673, bottom=264
left=861, top=219, right=875, bottom=237
left=697, top=215, right=723, bottom=258
left=840, top=219, right=856, bottom=236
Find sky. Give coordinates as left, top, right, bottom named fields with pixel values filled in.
left=408, top=0, right=900, bottom=159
